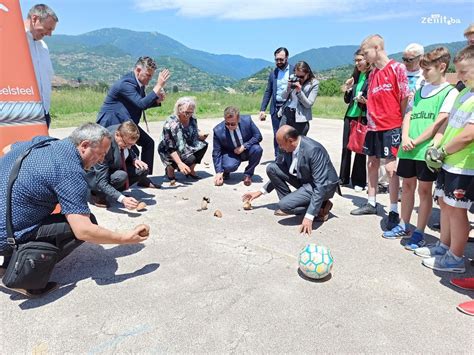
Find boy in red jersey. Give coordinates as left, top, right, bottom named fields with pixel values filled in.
left=351, top=34, right=410, bottom=233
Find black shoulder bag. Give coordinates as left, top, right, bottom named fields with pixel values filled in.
left=2, top=139, right=61, bottom=289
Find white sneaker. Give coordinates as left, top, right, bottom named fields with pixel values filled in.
left=354, top=185, right=365, bottom=192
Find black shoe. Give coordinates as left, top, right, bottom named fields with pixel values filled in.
left=386, top=211, right=400, bottom=230
left=223, top=172, right=230, bottom=180
left=350, top=203, right=377, bottom=215
left=377, top=184, right=388, bottom=194
left=432, top=222, right=441, bottom=230
left=10, top=282, right=59, bottom=298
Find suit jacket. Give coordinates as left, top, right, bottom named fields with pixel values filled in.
left=260, top=64, right=294, bottom=115
left=212, top=115, right=262, bottom=173
left=96, top=72, right=160, bottom=127
left=264, top=136, right=339, bottom=216
left=87, top=125, right=137, bottom=200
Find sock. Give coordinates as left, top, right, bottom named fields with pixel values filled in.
left=399, top=221, right=406, bottom=230
left=368, top=196, right=376, bottom=207
left=447, top=250, right=463, bottom=261
left=390, top=203, right=398, bottom=213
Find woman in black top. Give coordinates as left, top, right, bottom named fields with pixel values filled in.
left=339, top=49, right=371, bottom=190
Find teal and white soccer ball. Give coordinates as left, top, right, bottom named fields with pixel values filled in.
left=298, top=244, right=334, bottom=279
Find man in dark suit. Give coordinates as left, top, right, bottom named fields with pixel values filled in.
left=259, top=47, right=294, bottom=157
left=213, top=106, right=263, bottom=186
left=96, top=56, right=170, bottom=174
left=243, top=125, right=340, bottom=235
left=87, top=121, right=159, bottom=209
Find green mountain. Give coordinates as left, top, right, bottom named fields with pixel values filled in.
left=47, top=28, right=272, bottom=80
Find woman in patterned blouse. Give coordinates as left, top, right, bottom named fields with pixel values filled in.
left=158, top=97, right=208, bottom=181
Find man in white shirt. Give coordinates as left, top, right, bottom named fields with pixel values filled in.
left=24, top=4, right=58, bottom=127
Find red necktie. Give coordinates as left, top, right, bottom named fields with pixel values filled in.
left=120, top=149, right=129, bottom=190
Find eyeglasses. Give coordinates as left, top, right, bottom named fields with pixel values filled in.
left=183, top=111, right=194, bottom=116
left=225, top=122, right=238, bottom=127
left=402, top=55, right=421, bottom=63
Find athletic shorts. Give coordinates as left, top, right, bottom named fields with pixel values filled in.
left=397, top=159, right=438, bottom=182
left=363, top=128, right=401, bottom=159
left=434, top=169, right=474, bottom=209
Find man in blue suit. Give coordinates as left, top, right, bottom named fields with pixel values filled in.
left=96, top=56, right=170, bottom=174
left=213, top=106, right=263, bottom=187
left=259, top=47, right=294, bottom=158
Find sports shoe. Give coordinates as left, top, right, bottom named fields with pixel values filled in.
left=457, top=300, right=474, bottom=316
left=350, top=203, right=377, bottom=215
left=274, top=209, right=290, bottom=216
left=354, top=185, right=365, bottom=192
left=382, top=225, right=409, bottom=239
left=386, top=211, right=400, bottom=230
left=422, top=251, right=465, bottom=273
left=450, top=277, right=474, bottom=291
left=404, top=230, right=426, bottom=250
left=414, top=241, right=448, bottom=258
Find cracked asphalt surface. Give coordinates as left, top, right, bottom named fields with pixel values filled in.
left=1, top=116, right=473, bottom=353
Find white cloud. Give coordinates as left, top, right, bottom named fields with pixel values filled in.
left=134, top=0, right=360, bottom=20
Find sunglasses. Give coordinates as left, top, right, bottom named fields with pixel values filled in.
left=225, top=122, right=238, bottom=127
left=402, top=55, right=421, bottom=63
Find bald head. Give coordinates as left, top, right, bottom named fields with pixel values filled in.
left=276, top=125, right=300, bottom=152
left=361, top=34, right=385, bottom=50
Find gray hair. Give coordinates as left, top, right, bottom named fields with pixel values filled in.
left=173, top=97, right=196, bottom=116
left=404, top=43, right=424, bottom=56
left=69, top=123, right=111, bottom=147
left=27, top=4, right=58, bottom=22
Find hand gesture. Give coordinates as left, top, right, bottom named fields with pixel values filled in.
left=242, top=191, right=262, bottom=202
left=178, top=162, right=191, bottom=175
left=124, top=224, right=150, bottom=243
left=157, top=69, right=170, bottom=87
left=234, top=145, right=245, bottom=155
left=214, top=173, right=224, bottom=186
left=298, top=218, right=313, bottom=236
left=402, top=136, right=415, bottom=151
left=133, top=159, right=148, bottom=171
left=123, top=196, right=139, bottom=210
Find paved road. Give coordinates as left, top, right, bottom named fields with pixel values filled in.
left=1, top=117, right=473, bottom=353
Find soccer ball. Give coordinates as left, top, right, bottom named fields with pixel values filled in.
left=298, top=244, right=334, bottom=279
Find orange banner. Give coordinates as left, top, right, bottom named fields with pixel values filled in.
left=0, top=0, right=48, bottom=156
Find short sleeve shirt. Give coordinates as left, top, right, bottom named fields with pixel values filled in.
left=367, top=60, right=410, bottom=131
left=0, top=137, right=90, bottom=250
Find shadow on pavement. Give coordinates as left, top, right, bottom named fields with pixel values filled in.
left=2, top=244, right=159, bottom=309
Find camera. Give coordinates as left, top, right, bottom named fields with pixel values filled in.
left=288, top=74, right=299, bottom=89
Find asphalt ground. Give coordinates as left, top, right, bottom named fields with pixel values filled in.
left=1, top=116, right=473, bottom=354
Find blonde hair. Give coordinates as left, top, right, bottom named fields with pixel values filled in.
left=404, top=43, right=424, bottom=56
left=454, top=45, right=474, bottom=64
left=361, top=34, right=384, bottom=50
left=464, top=23, right=474, bottom=37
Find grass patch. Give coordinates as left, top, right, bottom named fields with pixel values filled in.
left=50, top=88, right=346, bottom=129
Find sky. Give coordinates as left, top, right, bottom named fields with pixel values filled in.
left=19, top=0, right=474, bottom=60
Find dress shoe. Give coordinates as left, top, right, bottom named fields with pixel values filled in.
left=243, top=175, right=252, bottom=186
left=138, top=178, right=161, bottom=189
left=91, top=195, right=108, bottom=208
left=274, top=209, right=290, bottom=216
left=316, top=200, right=333, bottom=222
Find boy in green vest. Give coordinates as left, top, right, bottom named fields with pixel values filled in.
left=383, top=47, right=458, bottom=250
left=415, top=45, right=474, bottom=273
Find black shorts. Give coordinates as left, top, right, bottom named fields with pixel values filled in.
left=363, top=128, right=401, bottom=159
left=434, top=169, right=474, bottom=209
left=396, top=159, right=438, bottom=181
